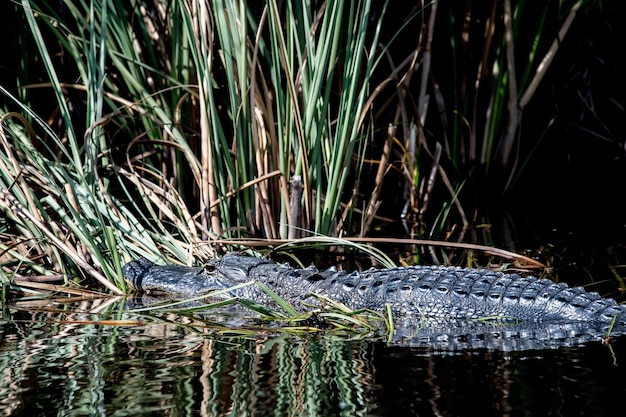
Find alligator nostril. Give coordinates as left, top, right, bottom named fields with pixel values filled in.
left=436, top=285, right=449, bottom=294
left=306, top=273, right=325, bottom=282
left=342, top=282, right=356, bottom=291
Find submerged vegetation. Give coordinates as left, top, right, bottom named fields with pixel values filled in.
left=0, top=0, right=623, bottom=300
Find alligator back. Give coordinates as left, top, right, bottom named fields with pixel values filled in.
left=235, top=259, right=626, bottom=325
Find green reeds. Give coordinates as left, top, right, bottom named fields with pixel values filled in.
left=1, top=0, right=584, bottom=295
left=0, top=0, right=213, bottom=290
left=1, top=0, right=397, bottom=291
left=188, top=0, right=390, bottom=237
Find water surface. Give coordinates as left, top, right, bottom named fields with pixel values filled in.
left=1, top=297, right=625, bottom=416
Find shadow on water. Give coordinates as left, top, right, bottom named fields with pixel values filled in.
left=2, top=297, right=626, bottom=416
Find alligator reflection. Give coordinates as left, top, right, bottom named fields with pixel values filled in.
left=1, top=297, right=625, bottom=416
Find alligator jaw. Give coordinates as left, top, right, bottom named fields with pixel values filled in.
left=122, top=258, right=153, bottom=292
left=122, top=258, right=215, bottom=297
left=121, top=255, right=270, bottom=297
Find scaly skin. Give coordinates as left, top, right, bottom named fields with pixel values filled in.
left=122, top=253, right=626, bottom=349
left=123, top=253, right=626, bottom=323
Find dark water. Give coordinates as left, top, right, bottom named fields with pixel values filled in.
left=2, top=297, right=626, bottom=416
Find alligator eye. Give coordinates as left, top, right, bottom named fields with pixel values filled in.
left=203, top=264, right=217, bottom=273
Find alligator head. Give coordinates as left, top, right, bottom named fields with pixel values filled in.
left=122, top=254, right=273, bottom=297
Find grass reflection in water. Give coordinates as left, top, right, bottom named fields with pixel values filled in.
left=0, top=297, right=375, bottom=416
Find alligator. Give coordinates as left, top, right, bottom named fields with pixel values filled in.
left=122, top=252, right=626, bottom=351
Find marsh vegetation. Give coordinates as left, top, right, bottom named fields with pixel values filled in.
left=1, top=0, right=624, bottom=297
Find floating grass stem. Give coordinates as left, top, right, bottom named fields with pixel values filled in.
left=256, top=280, right=301, bottom=318
left=385, top=304, right=394, bottom=343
